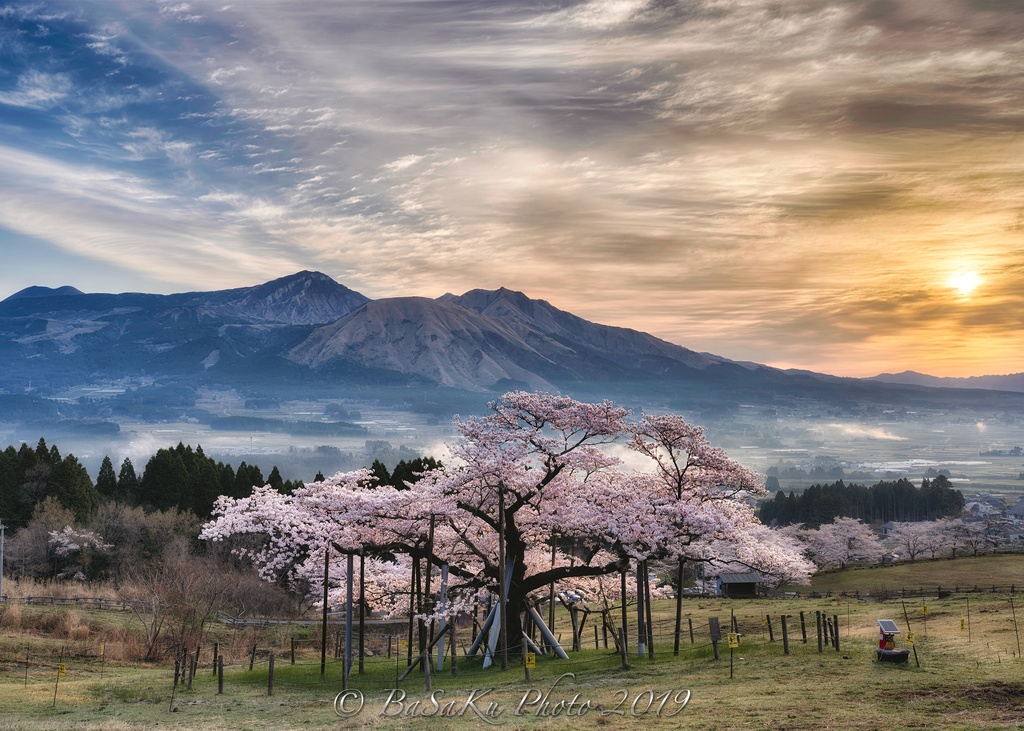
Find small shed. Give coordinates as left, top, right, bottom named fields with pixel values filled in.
left=716, top=572, right=764, bottom=598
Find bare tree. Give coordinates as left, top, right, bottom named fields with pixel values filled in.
left=121, top=540, right=231, bottom=660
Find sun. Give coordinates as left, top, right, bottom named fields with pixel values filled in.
left=948, top=271, right=981, bottom=297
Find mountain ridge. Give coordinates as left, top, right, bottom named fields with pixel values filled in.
left=1, top=271, right=1022, bottom=413
left=871, top=370, right=1024, bottom=393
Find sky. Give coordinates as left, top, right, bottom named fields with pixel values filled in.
left=0, top=0, right=1022, bottom=379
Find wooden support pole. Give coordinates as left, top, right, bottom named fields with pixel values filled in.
left=267, top=652, right=274, bottom=696
left=398, top=625, right=452, bottom=681
left=359, top=549, right=366, bottom=674
left=766, top=614, right=775, bottom=642
left=321, top=546, right=329, bottom=676
left=548, top=541, right=556, bottom=653
left=800, top=611, right=807, bottom=643
left=407, top=556, right=417, bottom=667
left=451, top=619, right=458, bottom=677
left=781, top=615, right=790, bottom=655
left=620, top=563, right=629, bottom=658
left=217, top=656, right=223, bottom=695
left=636, top=562, right=647, bottom=657
left=644, top=561, right=655, bottom=659
left=833, top=614, right=840, bottom=652
left=674, top=558, right=684, bottom=656
left=345, top=553, right=354, bottom=678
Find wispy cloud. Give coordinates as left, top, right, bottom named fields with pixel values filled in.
left=0, top=70, right=71, bottom=108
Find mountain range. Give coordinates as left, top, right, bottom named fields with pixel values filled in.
left=870, top=371, right=1024, bottom=393
left=1, top=271, right=1022, bottom=417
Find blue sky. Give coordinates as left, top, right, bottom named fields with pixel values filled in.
left=1, top=1, right=1022, bottom=377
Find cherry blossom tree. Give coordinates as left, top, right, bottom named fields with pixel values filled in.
left=801, top=517, right=884, bottom=569
left=888, top=520, right=946, bottom=561
left=955, top=519, right=996, bottom=556
left=693, top=522, right=815, bottom=589
left=627, top=414, right=769, bottom=647
left=48, top=526, right=112, bottom=580
left=202, top=391, right=796, bottom=660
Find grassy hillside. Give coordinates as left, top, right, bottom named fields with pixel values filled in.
left=806, top=553, right=1024, bottom=595
left=3, top=558, right=1024, bottom=730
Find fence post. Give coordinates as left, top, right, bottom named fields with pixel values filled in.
left=688, top=617, right=694, bottom=644
left=800, top=611, right=807, bottom=643
left=833, top=614, right=840, bottom=652
left=212, top=642, right=219, bottom=676
left=816, top=611, right=823, bottom=653
left=766, top=614, right=775, bottom=642
left=782, top=615, right=790, bottom=655
left=710, top=617, right=721, bottom=661
left=451, top=623, right=458, bottom=677
left=268, top=653, right=274, bottom=696
left=249, top=644, right=257, bottom=672
left=217, top=656, right=224, bottom=695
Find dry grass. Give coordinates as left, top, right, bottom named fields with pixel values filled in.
left=2, top=577, right=121, bottom=602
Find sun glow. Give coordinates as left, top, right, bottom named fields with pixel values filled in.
left=948, top=271, right=981, bottom=296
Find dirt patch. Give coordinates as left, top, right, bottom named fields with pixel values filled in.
left=895, top=681, right=1024, bottom=713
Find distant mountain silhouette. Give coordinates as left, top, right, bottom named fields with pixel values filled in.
left=871, top=370, right=1024, bottom=393
left=1, top=271, right=1023, bottom=416
left=4, top=285, right=84, bottom=300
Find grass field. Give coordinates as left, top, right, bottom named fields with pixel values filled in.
left=3, top=559, right=1024, bottom=730
left=806, top=553, right=1024, bottom=596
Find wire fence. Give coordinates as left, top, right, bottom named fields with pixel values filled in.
left=6, top=593, right=1023, bottom=711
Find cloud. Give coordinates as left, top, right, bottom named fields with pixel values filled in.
left=0, top=70, right=71, bottom=108
left=2, top=0, right=1024, bottom=377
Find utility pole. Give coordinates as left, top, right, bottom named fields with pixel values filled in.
left=0, top=521, right=6, bottom=601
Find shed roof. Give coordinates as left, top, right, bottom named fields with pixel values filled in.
left=717, top=573, right=764, bottom=584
